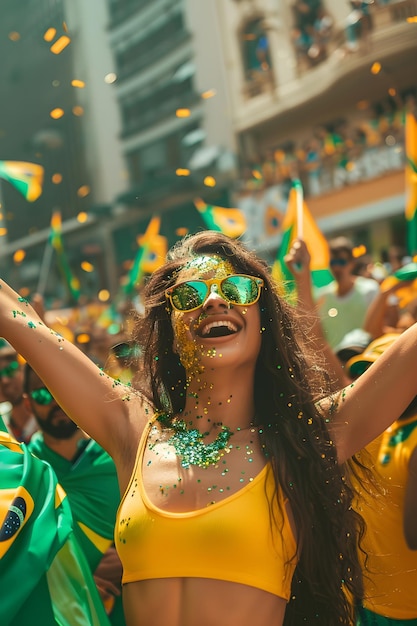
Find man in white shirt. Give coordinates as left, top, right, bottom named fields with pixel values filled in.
left=315, top=236, right=380, bottom=350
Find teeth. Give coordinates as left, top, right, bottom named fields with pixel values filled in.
left=201, top=320, right=238, bottom=336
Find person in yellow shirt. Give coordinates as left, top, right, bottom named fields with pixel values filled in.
left=347, top=338, right=417, bottom=625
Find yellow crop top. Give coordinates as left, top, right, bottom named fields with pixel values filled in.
left=115, top=417, right=298, bottom=600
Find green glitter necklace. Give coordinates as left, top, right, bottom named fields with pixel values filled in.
left=157, top=413, right=233, bottom=469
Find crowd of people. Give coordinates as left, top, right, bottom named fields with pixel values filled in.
left=0, top=225, right=417, bottom=625
left=240, top=90, right=415, bottom=199
left=285, top=233, right=417, bottom=624
left=291, top=0, right=334, bottom=69
left=291, top=0, right=398, bottom=71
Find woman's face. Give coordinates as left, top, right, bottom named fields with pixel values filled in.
left=168, top=255, right=263, bottom=378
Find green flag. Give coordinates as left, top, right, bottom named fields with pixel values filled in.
left=49, top=211, right=81, bottom=303
left=0, top=160, right=44, bottom=201
left=0, top=420, right=111, bottom=626
left=272, top=180, right=333, bottom=300
left=194, top=198, right=246, bottom=238
left=123, top=241, right=150, bottom=296
left=28, top=434, right=120, bottom=572
left=123, top=216, right=167, bottom=296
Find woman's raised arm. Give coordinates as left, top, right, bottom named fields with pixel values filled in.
left=328, top=321, right=417, bottom=463
left=0, top=279, right=144, bottom=459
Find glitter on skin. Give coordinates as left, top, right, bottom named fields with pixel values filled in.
left=144, top=253, right=266, bottom=504
left=171, top=255, right=236, bottom=372
left=173, top=315, right=203, bottom=374
left=182, top=255, right=235, bottom=277
left=159, top=415, right=234, bottom=469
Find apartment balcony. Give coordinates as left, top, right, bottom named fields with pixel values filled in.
left=236, top=0, right=417, bottom=133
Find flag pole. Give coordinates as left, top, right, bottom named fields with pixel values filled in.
left=294, top=179, right=304, bottom=240
left=36, top=235, right=54, bottom=297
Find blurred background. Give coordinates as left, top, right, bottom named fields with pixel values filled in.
left=0, top=0, right=416, bottom=313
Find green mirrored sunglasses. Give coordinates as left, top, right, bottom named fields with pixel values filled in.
left=110, top=342, right=141, bottom=360
left=166, top=274, right=264, bottom=312
left=0, top=360, right=19, bottom=379
left=29, top=387, right=55, bottom=405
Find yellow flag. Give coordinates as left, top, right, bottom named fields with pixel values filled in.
left=405, top=112, right=417, bottom=254
left=194, top=198, right=246, bottom=238
left=137, top=216, right=168, bottom=274
left=273, top=182, right=332, bottom=293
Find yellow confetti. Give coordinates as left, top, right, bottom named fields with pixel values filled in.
left=176, top=108, right=191, bottom=118
left=81, top=261, right=94, bottom=273
left=76, top=333, right=90, bottom=344
left=203, top=176, right=216, bottom=187
left=77, top=185, right=90, bottom=198
left=43, top=28, right=56, bottom=42
left=50, top=35, right=71, bottom=55
left=77, top=212, right=88, bottom=223
left=13, top=249, right=26, bottom=264
left=353, top=244, right=367, bottom=258
left=50, top=108, right=64, bottom=119
left=98, top=290, right=110, bottom=302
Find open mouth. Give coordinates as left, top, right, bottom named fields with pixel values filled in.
left=198, top=320, right=239, bottom=338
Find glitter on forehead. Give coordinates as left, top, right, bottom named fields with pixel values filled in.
left=182, top=255, right=235, bottom=278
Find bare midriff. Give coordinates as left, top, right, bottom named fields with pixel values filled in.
left=122, top=577, right=287, bottom=626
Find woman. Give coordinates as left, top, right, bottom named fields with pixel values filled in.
left=1, top=231, right=417, bottom=626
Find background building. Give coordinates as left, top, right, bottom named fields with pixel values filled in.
left=104, top=0, right=237, bottom=288
left=0, top=0, right=125, bottom=299
left=215, top=0, right=417, bottom=263
left=0, top=0, right=416, bottom=304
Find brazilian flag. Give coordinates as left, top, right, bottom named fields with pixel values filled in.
left=0, top=419, right=111, bottom=626
left=194, top=198, right=247, bottom=239
left=0, top=160, right=44, bottom=202
left=49, top=211, right=81, bottom=303
left=272, top=180, right=333, bottom=301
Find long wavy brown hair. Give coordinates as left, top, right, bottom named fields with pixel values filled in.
left=132, top=230, right=365, bottom=625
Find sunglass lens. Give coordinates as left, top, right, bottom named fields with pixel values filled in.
left=31, top=388, right=54, bottom=405
left=0, top=361, right=19, bottom=378
left=222, top=276, right=259, bottom=305
left=171, top=281, right=208, bottom=311
left=111, top=343, right=140, bottom=360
